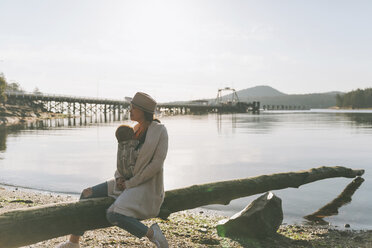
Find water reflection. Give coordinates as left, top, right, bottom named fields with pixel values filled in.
left=217, top=113, right=291, bottom=135
left=343, top=113, right=372, bottom=127
left=228, top=112, right=372, bottom=135
left=0, top=127, right=7, bottom=151
left=217, top=113, right=238, bottom=134
left=0, top=126, right=24, bottom=152
left=0, top=113, right=127, bottom=153
left=26, top=112, right=128, bottom=129
left=304, top=177, right=365, bottom=224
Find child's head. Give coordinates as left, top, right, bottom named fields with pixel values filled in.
left=115, top=125, right=135, bottom=142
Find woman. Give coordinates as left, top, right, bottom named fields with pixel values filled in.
left=57, top=92, right=169, bottom=248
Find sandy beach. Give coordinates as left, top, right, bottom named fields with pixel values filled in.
left=1, top=185, right=372, bottom=248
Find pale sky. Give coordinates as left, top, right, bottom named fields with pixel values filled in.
left=0, top=0, right=371, bottom=102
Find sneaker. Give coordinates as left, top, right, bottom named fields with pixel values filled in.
left=149, top=223, right=169, bottom=248
left=55, top=241, right=80, bottom=248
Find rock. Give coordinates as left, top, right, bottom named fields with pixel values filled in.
left=345, top=224, right=350, bottom=228
left=217, top=192, right=283, bottom=238
left=194, top=236, right=220, bottom=245
left=353, top=235, right=363, bottom=241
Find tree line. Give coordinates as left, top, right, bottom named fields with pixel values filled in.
left=0, top=74, right=8, bottom=103
left=0, top=73, right=41, bottom=104
left=336, top=88, right=372, bottom=109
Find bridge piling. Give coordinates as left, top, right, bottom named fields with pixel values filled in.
left=67, top=102, right=71, bottom=117
left=61, top=102, right=64, bottom=115
left=118, top=105, right=121, bottom=120
left=113, top=105, right=116, bottom=121
left=104, top=105, right=107, bottom=122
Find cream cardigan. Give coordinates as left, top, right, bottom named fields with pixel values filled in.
left=107, top=121, right=168, bottom=219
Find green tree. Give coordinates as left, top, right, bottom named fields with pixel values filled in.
left=366, top=89, right=372, bottom=107
left=336, top=94, right=343, bottom=107
left=6, top=81, right=24, bottom=93
left=337, top=88, right=372, bottom=108
left=0, top=73, right=7, bottom=103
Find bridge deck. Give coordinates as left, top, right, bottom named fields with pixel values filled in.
left=6, top=91, right=260, bottom=113
left=6, top=92, right=128, bottom=105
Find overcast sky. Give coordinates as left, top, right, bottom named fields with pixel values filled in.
left=0, top=0, right=371, bottom=102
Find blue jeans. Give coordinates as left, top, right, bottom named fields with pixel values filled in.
left=72, top=182, right=148, bottom=238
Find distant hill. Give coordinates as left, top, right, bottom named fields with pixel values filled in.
left=234, top=86, right=343, bottom=108
left=235, top=85, right=286, bottom=98
left=212, top=86, right=343, bottom=109
left=165, top=85, right=344, bottom=109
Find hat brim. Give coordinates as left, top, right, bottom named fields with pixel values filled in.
left=130, top=102, right=155, bottom=114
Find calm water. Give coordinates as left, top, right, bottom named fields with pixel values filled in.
left=1, top=111, right=371, bottom=229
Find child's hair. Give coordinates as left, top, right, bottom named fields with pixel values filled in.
left=115, top=125, right=135, bottom=142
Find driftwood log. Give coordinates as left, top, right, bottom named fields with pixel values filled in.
left=304, top=176, right=365, bottom=223
left=0, top=166, right=364, bottom=248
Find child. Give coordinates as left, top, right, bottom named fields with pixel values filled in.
left=113, top=125, right=139, bottom=193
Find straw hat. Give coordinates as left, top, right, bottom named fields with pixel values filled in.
left=130, top=92, right=157, bottom=114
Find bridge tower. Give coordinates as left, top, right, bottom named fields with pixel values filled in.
left=216, top=87, right=240, bottom=105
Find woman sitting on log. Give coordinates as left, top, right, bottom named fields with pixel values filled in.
left=57, top=92, right=169, bottom=248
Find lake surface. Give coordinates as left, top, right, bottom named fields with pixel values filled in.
left=1, top=111, right=371, bottom=229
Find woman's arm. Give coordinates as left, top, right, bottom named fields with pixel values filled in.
left=124, top=128, right=168, bottom=189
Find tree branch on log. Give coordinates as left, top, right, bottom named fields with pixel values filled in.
left=304, top=176, right=365, bottom=223
left=0, top=166, right=364, bottom=248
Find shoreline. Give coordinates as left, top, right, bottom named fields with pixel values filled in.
left=0, top=103, right=70, bottom=127
left=1, top=187, right=371, bottom=247
left=328, top=106, right=372, bottom=110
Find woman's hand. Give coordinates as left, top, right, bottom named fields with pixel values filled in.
left=116, top=177, right=126, bottom=191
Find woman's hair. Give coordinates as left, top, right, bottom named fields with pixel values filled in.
left=134, top=111, right=160, bottom=150
left=144, top=111, right=160, bottom=123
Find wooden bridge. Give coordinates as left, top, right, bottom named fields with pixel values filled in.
left=262, top=104, right=309, bottom=110
left=159, top=101, right=260, bottom=114
left=5, top=91, right=261, bottom=118
left=6, top=91, right=129, bottom=120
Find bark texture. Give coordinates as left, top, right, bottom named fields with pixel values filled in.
left=0, top=166, right=364, bottom=248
